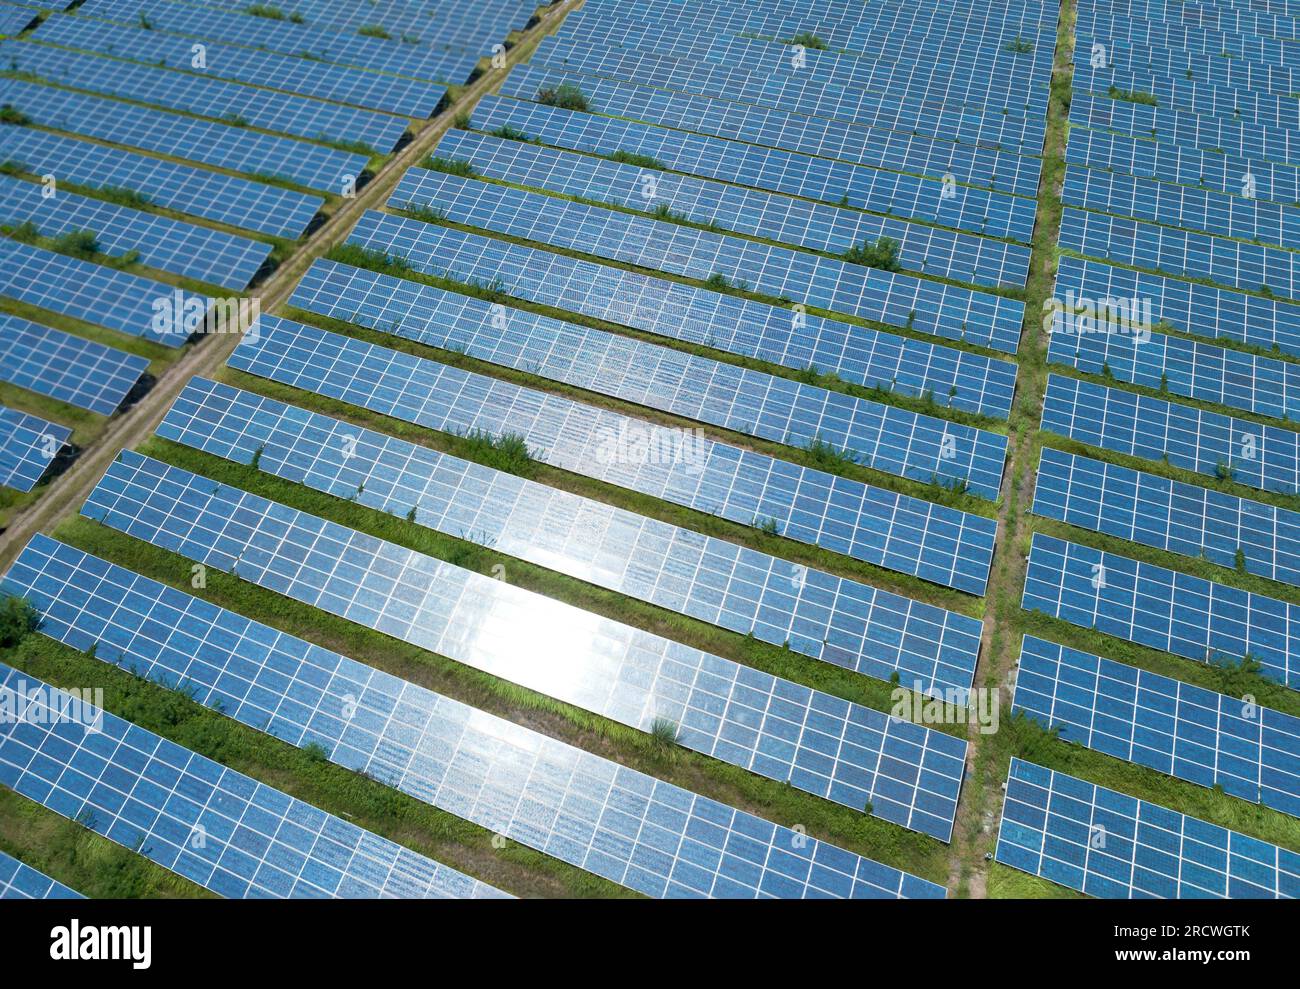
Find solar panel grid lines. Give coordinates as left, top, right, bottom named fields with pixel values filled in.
left=1059, top=208, right=1300, bottom=305
left=0, top=314, right=148, bottom=415
left=288, top=259, right=1010, bottom=498
left=472, top=93, right=1043, bottom=203
left=1062, top=163, right=1300, bottom=251
left=386, top=171, right=1027, bottom=351
left=0, top=4, right=32, bottom=35
left=0, top=125, right=324, bottom=239
left=1065, top=128, right=1300, bottom=209
left=0, top=663, right=508, bottom=899
left=1070, top=90, right=1300, bottom=164
left=0, top=40, right=412, bottom=150
left=501, top=61, right=1046, bottom=160
left=1040, top=373, right=1300, bottom=495
left=528, top=33, right=1050, bottom=130
left=0, top=173, right=271, bottom=291
left=32, top=14, right=449, bottom=117
left=1083, top=0, right=1300, bottom=36
left=81, top=450, right=971, bottom=841
left=160, top=376, right=985, bottom=700
left=0, top=852, right=82, bottom=899
left=0, top=406, right=69, bottom=492
left=995, top=759, right=1299, bottom=897
left=1078, top=38, right=1300, bottom=96
left=364, top=199, right=1025, bottom=358
left=530, top=30, right=1049, bottom=122
left=0, top=238, right=203, bottom=349
left=1053, top=254, right=1300, bottom=358
left=1074, top=63, right=1300, bottom=131
left=78, top=0, right=481, bottom=84
left=432, top=129, right=1033, bottom=288
left=1021, top=532, right=1300, bottom=689
left=1012, top=636, right=1300, bottom=817
left=345, top=213, right=1025, bottom=405
left=575, top=0, right=1054, bottom=31
left=0, top=77, right=364, bottom=195
left=1047, top=316, right=1300, bottom=421
left=228, top=317, right=1000, bottom=595
left=3, top=535, right=945, bottom=899
left=1075, top=12, right=1300, bottom=63
left=1035, top=446, right=1300, bottom=592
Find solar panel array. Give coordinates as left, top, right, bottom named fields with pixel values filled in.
left=0, top=406, right=70, bottom=492
left=159, top=377, right=985, bottom=701
left=82, top=450, right=970, bottom=841
left=289, top=260, right=1010, bottom=498
left=228, top=318, right=1000, bottom=595
left=0, top=662, right=507, bottom=899
left=996, top=759, right=1298, bottom=898
left=2, top=534, right=945, bottom=899
left=0, top=852, right=81, bottom=900
left=1014, top=637, right=1300, bottom=817
left=0, top=315, right=148, bottom=415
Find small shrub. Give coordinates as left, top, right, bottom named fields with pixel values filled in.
left=0, top=595, right=40, bottom=649
left=358, top=24, right=391, bottom=39
left=608, top=150, right=664, bottom=168
left=783, top=31, right=827, bottom=49
left=536, top=82, right=589, bottom=111
left=0, top=104, right=31, bottom=126
left=844, top=235, right=902, bottom=271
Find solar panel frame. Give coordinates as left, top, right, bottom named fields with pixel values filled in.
left=0, top=406, right=70, bottom=492
left=0, top=851, right=82, bottom=899
left=0, top=314, right=148, bottom=415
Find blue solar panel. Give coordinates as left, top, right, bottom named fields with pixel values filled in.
left=0, top=851, right=81, bottom=900
left=160, top=377, right=985, bottom=700
left=1022, top=533, right=1299, bottom=689
left=341, top=213, right=1018, bottom=418
left=385, top=172, right=1026, bottom=352
left=0, top=663, right=506, bottom=898
left=0, top=174, right=270, bottom=290
left=1075, top=63, right=1300, bottom=130
left=997, top=759, right=1298, bottom=897
left=431, top=129, right=1031, bottom=287
left=82, top=451, right=971, bottom=840
left=1041, top=374, right=1300, bottom=495
left=3, top=534, right=942, bottom=898
left=0, top=125, right=322, bottom=238
left=472, top=92, right=1041, bottom=207
left=1077, top=11, right=1300, bottom=64
left=0, top=406, right=70, bottom=492
left=0, top=239, right=204, bottom=349
left=289, top=260, right=1010, bottom=498
left=0, top=77, right=366, bottom=193
left=0, top=40, right=410, bottom=150
left=0, top=315, right=148, bottom=415
left=1033, top=447, right=1300, bottom=588
left=228, top=317, right=1000, bottom=595
left=1014, top=636, right=1300, bottom=817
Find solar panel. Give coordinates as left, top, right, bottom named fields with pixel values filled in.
left=0, top=125, right=322, bottom=238
left=385, top=171, right=1026, bottom=351
left=997, top=759, right=1298, bottom=897
left=3, top=534, right=943, bottom=898
left=0, top=852, right=82, bottom=900
left=432, top=129, right=1032, bottom=287
left=289, top=260, right=1010, bottom=498
left=0, top=40, right=410, bottom=150
left=229, top=317, right=1000, bottom=595
left=82, top=451, right=971, bottom=840
left=80, top=0, right=480, bottom=85
left=1075, top=63, right=1300, bottom=130
left=1085, top=37, right=1300, bottom=97
left=1022, top=532, right=1299, bottom=689
left=343, top=214, right=1018, bottom=419
left=0, top=174, right=270, bottom=291
left=527, top=35, right=1048, bottom=144
left=0, top=239, right=205, bottom=349
left=0, top=663, right=506, bottom=899
left=1034, top=448, right=1300, bottom=588
left=0, top=315, right=148, bottom=415
left=1054, top=255, right=1300, bottom=358
left=0, top=406, right=70, bottom=492
left=0, top=77, right=366, bottom=193
left=1013, top=636, right=1300, bottom=817
left=471, top=92, right=1040, bottom=207
left=33, top=14, right=447, bottom=117
left=1048, top=317, right=1300, bottom=421
left=0, top=5, right=32, bottom=35
left=160, top=376, right=984, bottom=700
left=1077, top=11, right=1300, bottom=64
left=1041, top=373, right=1300, bottom=496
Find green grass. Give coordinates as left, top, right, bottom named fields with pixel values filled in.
left=1107, top=84, right=1159, bottom=105
left=782, top=31, right=827, bottom=49
left=421, top=156, right=478, bottom=177
left=536, top=82, right=589, bottom=112
left=607, top=150, right=665, bottom=168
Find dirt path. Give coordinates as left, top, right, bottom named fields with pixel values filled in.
left=0, top=0, right=583, bottom=574
left=944, top=0, right=1077, bottom=897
